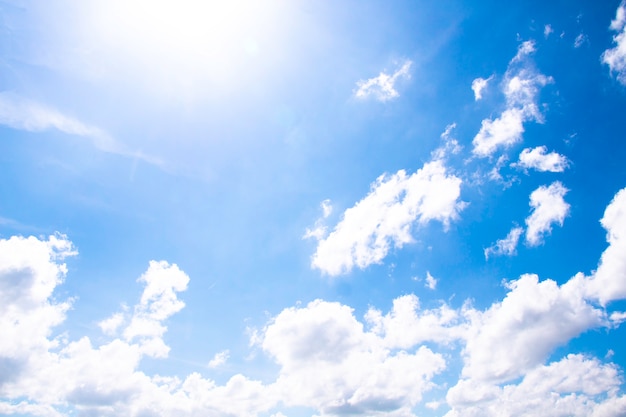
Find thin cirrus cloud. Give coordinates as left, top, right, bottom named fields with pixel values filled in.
left=472, top=41, right=553, bottom=158
left=354, top=60, right=412, bottom=102
left=0, top=92, right=161, bottom=166
left=602, top=1, right=626, bottom=84
left=2, top=186, right=626, bottom=416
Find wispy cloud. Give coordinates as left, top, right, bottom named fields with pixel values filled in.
left=0, top=92, right=161, bottom=165
left=485, top=226, right=524, bottom=259
left=602, top=1, right=626, bottom=84
left=354, top=60, right=412, bottom=102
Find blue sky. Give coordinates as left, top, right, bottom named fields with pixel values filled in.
left=2, top=0, right=626, bottom=416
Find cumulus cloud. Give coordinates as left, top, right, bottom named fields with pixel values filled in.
left=310, top=160, right=464, bottom=275
left=525, top=182, right=570, bottom=246
left=0, top=92, right=160, bottom=165
left=484, top=226, right=524, bottom=259
left=544, top=24, right=554, bottom=38
left=513, top=146, right=569, bottom=172
left=4, top=189, right=626, bottom=417
left=472, top=41, right=552, bottom=158
left=461, top=274, right=604, bottom=383
left=471, top=76, right=492, bottom=100
left=354, top=60, right=412, bottom=102
left=583, top=187, right=626, bottom=305
left=446, top=355, right=626, bottom=417
left=260, top=299, right=446, bottom=416
left=602, top=1, right=626, bottom=84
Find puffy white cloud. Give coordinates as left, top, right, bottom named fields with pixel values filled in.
left=484, top=226, right=524, bottom=259
left=461, top=274, right=605, bottom=383
left=513, top=146, right=569, bottom=172
left=525, top=182, right=570, bottom=246
left=355, top=61, right=412, bottom=102
left=471, top=76, right=492, bottom=100
left=446, top=355, right=626, bottom=417
left=583, top=187, right=626, bottom=305
left=310, top=160, right=464, bottom=275
left=261, top=299, right=446, bottom=416
left=364, top=294, right=465, bottom=348
left=472, top=41, right=552, bottom=158
left=0, top=234, right=75, bottom=373
left=0, top=93, right=159, bottom=164
left=603, top=1, right=626, bottom=84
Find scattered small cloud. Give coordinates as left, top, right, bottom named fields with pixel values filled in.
left=471, top=76, right=493, bottom=100
left=354, top=60, right=412, bottom=102
left=425, top=271, right=438, bottom=290
left=574, top=33, right=588, bottom=48
left=544, top=24, right=554, bottom=38
left=485, top=226, right=524, bottom=259
left=525, top=182, right=570, bottom=246
left=472, top=41, right=552, bottom=158
left=303, top=199, right=333, bottom=240
left=512, top=146, right=569, bottom=172
left=208, top=350, right=230, bottom=368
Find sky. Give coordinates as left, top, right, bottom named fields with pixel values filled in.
left=2, top=0, right=626, bottom=416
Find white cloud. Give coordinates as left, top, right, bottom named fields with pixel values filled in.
left=208, top=350, right=230, bottom=368
left=525, top=182, right=570, bottom=246
left=472, top=41, right=552, bottom=158
left=0, top=92, right=161, bottom=165
left=303, top=199, right=333, bottom=240
left=261, top=299, right=446, bottom=415
left=603, top=1, right=626, bottom=84
left=484, top=226, right=524, bottom=259
left=446, top=355, right=626, bottom=417
left=355, top=60, right=412, bottom=102
left=574, top=33, right=588, bottom=48
left=364, top=294, right=464, bottom=348
left=583, top=187, right=626, bottom=305
left=513, top=146, right=569, bottom=172
left=460, top=274, right=604, bottom=383
left=425, top=271, right=438, bottom=290
left=544, top=24, right=554, bottom=38
left=310, top=160, right=464, bottom=276
left=471, top=76, right=492, bottom=100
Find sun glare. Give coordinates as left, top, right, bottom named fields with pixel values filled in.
left=81, top=0, right=289, bottom=94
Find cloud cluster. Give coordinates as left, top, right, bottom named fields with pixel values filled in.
left=308, top=159, right=464, bottom=275
left=2, top=187, right=626, bottom=416
left=472, top=41, right=552, bottom=158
